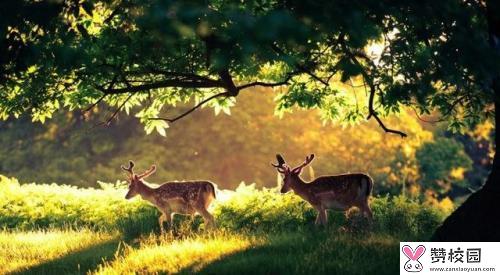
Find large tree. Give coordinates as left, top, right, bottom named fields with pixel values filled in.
left=1, top=0, right=499, bottom=240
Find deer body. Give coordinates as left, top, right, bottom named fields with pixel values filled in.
left=121, top=161, right=216, bottom=233
left=273, top=154, right=373, bottom=225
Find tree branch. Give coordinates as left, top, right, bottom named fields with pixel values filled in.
left=97, top=78, right=224, bottom=95
left=83, top=93, right=107, bottom=113
left=371, top=111, right=408, bottom=137
left=339, top=35, right=407, bottom=137
left=104, top=93, right=134, bottom=126
left=271, top=44, right=329, bottom=86
left=85, top=73, right=121, bottom=113
left=237, top=74, right=295, bottom=91
left=148, top=91, right=231, bottom=123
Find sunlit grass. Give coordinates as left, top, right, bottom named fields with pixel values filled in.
left=94, top=231, right=263, bottom=275
left=0, top=229, right=117, bottom=274
left=93, top=230, right=400, bottom=274
left=0, top=228, right=401, bottom=274
left=0, top=176, right=452, bottom=274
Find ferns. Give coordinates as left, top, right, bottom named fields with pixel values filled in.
left=0, top=176, right=451, bottom=240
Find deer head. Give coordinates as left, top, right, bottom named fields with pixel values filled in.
left=121, top=160, right=156, bottom=199
left=272, top=154, right=315, bottom=193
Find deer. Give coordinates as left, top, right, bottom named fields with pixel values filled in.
left=121, top=161, right=216, bottom=233
left=272, top=154, right=373, bottom=226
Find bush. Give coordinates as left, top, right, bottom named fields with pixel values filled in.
left=213, top=183, right=316, bottom=231
left=371, top=195, right=450, bottom=239
left=0, top=176, right=451, bottom=239
left=0, top=175, right=158, bottom=236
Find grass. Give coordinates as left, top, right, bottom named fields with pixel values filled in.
left=0, top=176, right=454, bottom=274
left=94, top=231, right=262, bottom=275
left=0, top=229, right=118, bottom=275
left=1, top=228, right=399, bottom=275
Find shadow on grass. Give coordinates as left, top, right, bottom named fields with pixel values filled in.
left=178, top=229, right=399, bottom=275
left=11, top=239, right=120, bottom=275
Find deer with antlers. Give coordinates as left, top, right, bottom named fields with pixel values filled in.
left=121, top=161, right=216, bottom=233
left=272, top=154, right=373, bottom=225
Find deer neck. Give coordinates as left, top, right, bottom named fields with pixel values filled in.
left=137, top=180, right=156, bottom=203
left=289, top=174, right=309, bottom=198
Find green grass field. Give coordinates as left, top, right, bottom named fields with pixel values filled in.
left=1, top=229, right=401, bottom=275
left=0, top=176, right=452, bottom=274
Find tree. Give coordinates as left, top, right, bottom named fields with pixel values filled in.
left=416, top=137, right=473, bottom=194
left=1, top=0, right=499, bottom=240
left=0, top=91, right=432, bottom=189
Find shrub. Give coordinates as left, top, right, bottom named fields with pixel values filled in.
left=0, top=175, right=158, bottom=236
left=0, top=176, right=452, bottom=239
left=213, top=183, right=316, bottom=231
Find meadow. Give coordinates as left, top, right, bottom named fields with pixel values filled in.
left=0, top=175, right=452, bottom=274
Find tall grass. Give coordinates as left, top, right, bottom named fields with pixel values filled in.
left=0, top=175, right=158, bottom=236
left=0, top=176, right=452, bottom=239
left=0, top=175, right=455, bottom=274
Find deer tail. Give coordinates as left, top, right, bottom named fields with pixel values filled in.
left=365, top=175, right=374, bottom=197
left=206, top=182, right=217, bottom=199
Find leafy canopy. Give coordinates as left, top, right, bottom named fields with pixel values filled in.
left=0, top=0, right=498, bottom=136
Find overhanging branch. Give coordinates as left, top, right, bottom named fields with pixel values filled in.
left=271, top=45, right=329, bottom=86
left=148, top=91, right=231, bottom=123
left=339, top=36, right=407, bottom=138
left=371, top=111, right=407, bottom=137
left=236, top=74, right=295, bottom=91
left=97, top=78, right=225, bottom=95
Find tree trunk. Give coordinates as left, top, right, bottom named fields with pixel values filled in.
left=431, top=0, right=500, bottom=241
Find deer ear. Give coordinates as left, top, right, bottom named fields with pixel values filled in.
left=291, top=166, right=303, bottom=175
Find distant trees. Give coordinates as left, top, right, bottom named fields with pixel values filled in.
left=416, top=137, right=473, bottom=194
left=1, top=91, right=484, bottom=199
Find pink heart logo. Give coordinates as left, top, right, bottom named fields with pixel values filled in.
left=402, top=245, right=426, bottom=260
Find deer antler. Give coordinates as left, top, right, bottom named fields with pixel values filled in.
left=138, top=165, right=156, bottom=179
left=272, top=154, right=288, bottom=173
left=292, top=154, right=315, bottom=174
left=121, top=160, right=135, bottom=174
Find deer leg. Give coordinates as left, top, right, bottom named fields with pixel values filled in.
left=158, top=213, right=166, bottom=234
left=321, top=209, right=328, bottom=225
left=314, top=205, right=327, bottom=226
left=363, top=202, right=373, bottom=221
left=314, top=205, right=321, bottom=225
left=160, top=210, right=174, bottom=234
left=197, top=207, right=215, bottom=229
left=315, top=213, right=321, bottom=225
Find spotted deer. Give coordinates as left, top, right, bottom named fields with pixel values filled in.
left=272, top=154, right=373, bottom=225
left=121, top=161, right=216, bottom=233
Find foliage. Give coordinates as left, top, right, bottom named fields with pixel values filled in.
left=0, top=0, right=498, bottom=137
left=0, top=175, right=158, bottom=237
left=0, top=174, right=454, bottom=274
left=214, top=183, right=316, bottom=231
left=0, top=91, right=433, bottom=191
left=0, top=175, right=452, bottom=240
left=416, top=137, right=473, bottom=193
left=450, top=121, right=495, bottom=192
left=370, top=195, right=451, bottom=239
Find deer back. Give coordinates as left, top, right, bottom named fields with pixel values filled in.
left=155, top=180, right=216, bottom=203
left=308, top=173, right=373, bottom=199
